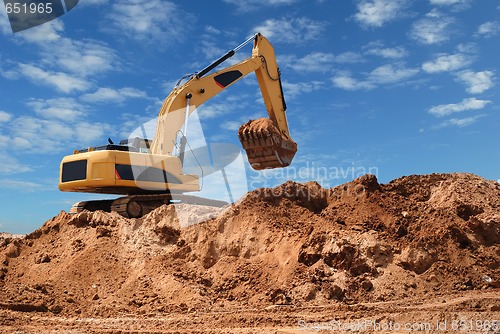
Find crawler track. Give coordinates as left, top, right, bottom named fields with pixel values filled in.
left=70, top=194, right=228, bottom=218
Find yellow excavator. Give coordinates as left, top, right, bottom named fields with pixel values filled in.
left=59, top=33, right=297, bottom=218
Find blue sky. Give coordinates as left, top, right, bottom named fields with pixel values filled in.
left=0, top=0, right=499, bottom=233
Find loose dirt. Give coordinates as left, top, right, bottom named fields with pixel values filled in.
left=1, top=173, right=499, bottom=333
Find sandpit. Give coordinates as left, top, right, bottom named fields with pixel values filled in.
left=0, top=173, right=499, bottom=333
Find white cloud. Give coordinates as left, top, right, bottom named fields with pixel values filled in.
left=197, top=104, right=232, bottom=119
left=223, top=0, right=296, bottom=11
left=42, top=39, right=119, bottom=77
left=428, top=0, right=471, bottom=10
left=369, top=63, right=419, bottom=84
left=447, top=116, right=481, bottom=127
left=3, top=19, right=118, bottom=90
left=354, top=0, right=411, bottom=28
left=79, top=0, right=108, bottom=5
left=422, top=53, right=472, bottom=73
left=0, top=179, right=47, bottom=191
left=332, top=63, right=419, bottom=91
left=108, top=0, right=189, bottom=43
left=74, top=121, right=112, bottom=143
left=428, top=98, right=490, bottom=117
left=282, top=81, right=323, bottom=99
left=0, top=153, right=32, bottom=174
left=334, top=52, right=365, bottom=64
left=476, top=21, right=500, bottom=38
left=204, top=25, right=221, bottom=35
left=17, top=20, right=64, bottom=43
left=435, top=115, right=484, bottom=129
left=429, top=0, right=456, bottom=4
left=18, top=63, right=91, bottom=93
left=455, top=70, right=495, bottom=94
left=456, top=42, right=478, bottom=54
left=282, top=51, right=367, bottom=73
left=410, top=14, right=455, bottom=44
left=429, top=0, right=464, bottom=4
left=375, top=47, right=407, bottom=59
left=283, top=52, right=335, bottom=72
left=27, top=98, right=86, bottom=121
left=197, top=91, right=259, bottom=123
left=282, top=51, right=364, bottom=73
left=0, top=134, right=8, bottom=148
left=332, top=72, right=375, bottom=91
left=0, top=65, right=19, bottom=80
left=7, top=116, right=112, bottom=153
left=199, top=39, right=233, bottom=63
left=12, top=137, right=31, bottom=149
left=7, top=11, right=118, bottom=78
left=253, top=17, right=327, bottom=43
left=14, top=116, right=73, bottom=140
left=220, top=120, right=242, bottom=131
left=196, top=27, right=241, bottom=62
left=364, top=41, right=408, bottom=59
left=217, top=110, right=264, bottom=134
left=81, top=87, right=148, bottom=104
left=0, top=111, right=12, bottom=123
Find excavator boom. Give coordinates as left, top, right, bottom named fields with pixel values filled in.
left=150, top=33, right=297, bottom=170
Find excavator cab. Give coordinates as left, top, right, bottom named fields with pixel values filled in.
left=119, top=137, right=152, bottom=153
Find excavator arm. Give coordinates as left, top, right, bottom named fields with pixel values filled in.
left=150, top=33, right=297, bottom=170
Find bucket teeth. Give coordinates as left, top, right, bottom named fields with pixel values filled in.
left=238, top=118, right=297, bottom=170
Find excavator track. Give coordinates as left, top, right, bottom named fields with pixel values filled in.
left=238, top=118, right=297, bottom=170
left=70, top=200, right=115, bottom=214
left=110, top=194, right=170, bottom=218
left=70, top=194, right=228, bottom=218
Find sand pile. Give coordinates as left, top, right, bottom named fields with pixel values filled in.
left=0, top=173, right=498, bottom=317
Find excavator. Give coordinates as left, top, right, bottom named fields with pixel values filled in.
left=58, top=33, right=297, bottom=218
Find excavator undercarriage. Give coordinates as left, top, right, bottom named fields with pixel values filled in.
left=70, top=194, right=228, bottom=219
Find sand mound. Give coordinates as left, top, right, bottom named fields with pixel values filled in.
left=0, top=173, right=498, bottom=317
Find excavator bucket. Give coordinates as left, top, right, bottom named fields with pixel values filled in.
left=238, top=118, right=297, bottom=170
